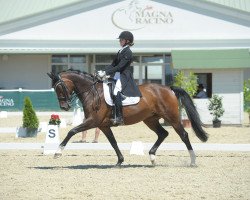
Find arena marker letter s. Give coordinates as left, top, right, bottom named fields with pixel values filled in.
left=43, top=125, right=60, bottom=155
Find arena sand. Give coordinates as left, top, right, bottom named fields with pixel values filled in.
left=0, top=114, right=249, bottom=199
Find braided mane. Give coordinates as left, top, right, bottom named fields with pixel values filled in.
left=61, top=69, right=95, bottom=81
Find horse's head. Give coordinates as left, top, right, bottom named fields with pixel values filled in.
left=47, top=72, right=74, bottom=111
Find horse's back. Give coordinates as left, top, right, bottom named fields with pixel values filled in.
left=138, top=83, right=175, bottom=100
left=133, top=83, right=177, bottom=112
left=135, top=83, right=180, bottom=124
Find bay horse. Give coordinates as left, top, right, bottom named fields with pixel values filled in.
left=47, top=70, right=208, bottom=167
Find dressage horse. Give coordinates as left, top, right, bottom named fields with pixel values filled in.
left=47, top=70, right=208, bottom=167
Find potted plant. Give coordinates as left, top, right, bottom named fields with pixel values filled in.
left=21, top=96, right=39, bottom=137
left=208, top=94, right=225, bottom=128
left=173, top=71, right=198, bottom=127
left=48, top=114, right=61, bottom=126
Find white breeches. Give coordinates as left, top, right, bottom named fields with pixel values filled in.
left=113, top=72, right=122, bottom=95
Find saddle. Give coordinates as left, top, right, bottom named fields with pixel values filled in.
left=102, top=80, right=140, bottom=106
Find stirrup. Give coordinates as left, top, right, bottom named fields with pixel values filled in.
left=111, top=117, right=124, bottom=126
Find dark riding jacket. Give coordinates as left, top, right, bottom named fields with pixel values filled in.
left=105, top=46, right=142, bottom=97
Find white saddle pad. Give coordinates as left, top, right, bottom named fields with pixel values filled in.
left=103, top=82, right=140, bottom=106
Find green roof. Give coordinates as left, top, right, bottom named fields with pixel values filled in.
left=0, top=0, right=83, bottom=24
left=172, top=49, right=250, bottom=69
left=202, top=0, right=250, bottom=13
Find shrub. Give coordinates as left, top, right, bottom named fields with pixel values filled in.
left=173, top=71, right=198, bottom=97
left=22, top=97, right=39, bottom=129
left=173, top=71, right=198, bottom=119
left=244, top=79, right=250, bottom=113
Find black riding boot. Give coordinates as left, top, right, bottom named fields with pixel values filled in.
left=111, top=92, right=124, bottom=126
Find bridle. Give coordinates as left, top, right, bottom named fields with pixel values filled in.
left=54, top=74, right=101, bottom=111
left=54, top=75, right=72, bottom=107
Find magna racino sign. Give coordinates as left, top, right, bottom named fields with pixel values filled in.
left=0, top=96, right=14, bottom=107
left=112, top=0, right=173, bottom=30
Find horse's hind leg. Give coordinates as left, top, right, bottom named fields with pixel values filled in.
left=172, top=122, right=197, bottom=167
left=99, top=127, right=124, bottom=166
left=143, top=117, right=169, bottom=165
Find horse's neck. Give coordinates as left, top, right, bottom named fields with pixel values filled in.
left=74, top=76, right=103, bottom=112
left=73, top=75, right=94, bottom=90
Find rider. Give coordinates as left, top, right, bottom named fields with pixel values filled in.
left=100, top=31, right=142, bottom=125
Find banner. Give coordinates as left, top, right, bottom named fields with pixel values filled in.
left=0, top=89, right=60, bottom=111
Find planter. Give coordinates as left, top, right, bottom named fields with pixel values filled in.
left=16, top=127, right=38, bottom=137
left=26, top=128, right=38, bottom=137
left=212, top=120, right=221, bottom=128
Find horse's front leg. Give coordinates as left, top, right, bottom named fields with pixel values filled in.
left=100, top=127, right=124, bottom=166
left=54, top=121, right=92, bottom=159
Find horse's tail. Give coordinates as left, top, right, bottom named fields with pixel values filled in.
left=170, top=86, right=208, bottom=142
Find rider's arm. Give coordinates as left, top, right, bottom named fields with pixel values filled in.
left=105, top=50, right=132, bottom=75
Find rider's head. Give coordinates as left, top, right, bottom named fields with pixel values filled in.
left=117, top=31, right=134, bottom=47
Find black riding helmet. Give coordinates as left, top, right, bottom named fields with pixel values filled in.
left=117, top=31, right=134, bottom=44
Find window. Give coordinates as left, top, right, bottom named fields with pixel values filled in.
left=195, top=73, right=212, bottom=98
left=51, top=55, right=68, bottom=63
left=141, top=55, right=164, bottom=84
left=94, top=54, right=116, bottom=71
left=95, top=55, right=115, bottom=63
left=51, top=55, right=87, bottom=75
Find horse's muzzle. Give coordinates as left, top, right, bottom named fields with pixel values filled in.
left=60, top=102, right=71, bottom=111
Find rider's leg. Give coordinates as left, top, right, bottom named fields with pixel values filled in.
left=111, top=76, right=123, bottom=125
left=111, top=91, right=124, bottom=125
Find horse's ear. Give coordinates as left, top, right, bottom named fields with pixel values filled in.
left=47, top=72, right=53, bottom=80
left=47, top=72, right=58, bottom=81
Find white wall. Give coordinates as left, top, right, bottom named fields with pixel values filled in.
left=188, top=69, right=244, bottom=124
left=243, top=68, right=250, bottom=81
left=0, top=54, right=50, bottom=89
left=213, top=69, right=244, bottom=124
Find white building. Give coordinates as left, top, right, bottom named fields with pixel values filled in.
left=0, top=0, right=250, bottom=124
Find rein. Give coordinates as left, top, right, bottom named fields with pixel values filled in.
left=73, top=80, right=101, bottom=111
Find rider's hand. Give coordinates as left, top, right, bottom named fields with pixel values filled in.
left=96, top=70, right=109, bottom=81
left=97, top=70, right=106, bottom=78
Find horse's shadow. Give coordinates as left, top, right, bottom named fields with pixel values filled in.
left=31, top=164, right=158, bottom=170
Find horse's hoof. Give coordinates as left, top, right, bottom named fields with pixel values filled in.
left=151, top=160, right=156, bottom=166
left=190, top=163, right=198, bottom=168
left=54, top=153, right=62, bottom=159
left=114, top=163, right=122, bottom=168
left=149, top=154, right=156, bottom=166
